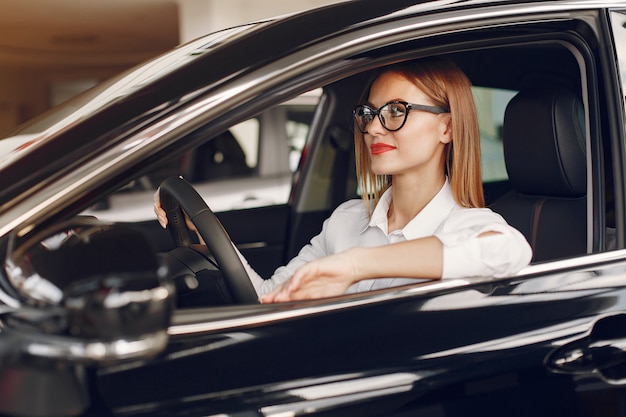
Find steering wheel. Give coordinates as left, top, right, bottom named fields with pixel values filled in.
left=158, top=177, right=258, bottom=304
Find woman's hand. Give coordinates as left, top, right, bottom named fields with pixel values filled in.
left=153, top=188, right=200, bottom=238
left=153, top=189, right=169, bottom=229
left=260, top=250, right=360, bottom=303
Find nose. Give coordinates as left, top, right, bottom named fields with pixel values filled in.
left=367, top=114, right=387, bottom=135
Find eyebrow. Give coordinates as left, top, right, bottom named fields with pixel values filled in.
left=365, top=99, right=408, bottom=108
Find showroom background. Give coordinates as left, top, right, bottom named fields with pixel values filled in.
left=0, top=0, right=343, bottom=135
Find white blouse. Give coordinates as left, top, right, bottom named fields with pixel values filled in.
left=244, top=180, right=532, bottom=296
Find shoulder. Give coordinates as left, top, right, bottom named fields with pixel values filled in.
left=325, top=198, right=370, bottom=229
left=444, top=205, right=508, bottom=228
left=333, top=198, right=368, bottom=214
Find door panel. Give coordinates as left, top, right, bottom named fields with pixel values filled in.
left=97, top=261, right=626, bottom=416
left=217, top=205, right=291, bottom=278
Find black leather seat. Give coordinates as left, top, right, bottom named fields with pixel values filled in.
left=191, top=130, right=252, bottom=181
left=490, top=85, right=587, bottom=262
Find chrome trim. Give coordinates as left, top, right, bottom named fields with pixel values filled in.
left=517, top=248, right=626, bottom=275
left=23, top=330, right=168, bottom=363
left=168, top=279, right=471, bottom=336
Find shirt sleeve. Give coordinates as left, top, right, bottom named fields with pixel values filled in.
left=233, top=244, right=270, bottom=296
left=434, top=208, right=533, bottom=279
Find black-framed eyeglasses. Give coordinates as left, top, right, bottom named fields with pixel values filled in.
left=353, top=100, right=450, bottom=134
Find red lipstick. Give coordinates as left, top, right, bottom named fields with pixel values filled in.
left=370, top=143, right=397, bottom=155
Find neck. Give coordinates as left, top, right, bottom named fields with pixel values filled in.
left=388, top=173, right=446, bottom=232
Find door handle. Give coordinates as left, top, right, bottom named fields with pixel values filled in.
left=547, top=314, right=626, bottom=384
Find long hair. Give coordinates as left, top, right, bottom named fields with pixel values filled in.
left=354, top=57, right=484, bottom=214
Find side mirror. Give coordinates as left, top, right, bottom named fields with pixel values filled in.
left=0, top=218, right=175, bottom=416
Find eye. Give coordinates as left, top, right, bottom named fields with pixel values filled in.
left=386, top=103, right=406, bottom=118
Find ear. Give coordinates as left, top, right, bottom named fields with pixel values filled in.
left=439, top=115, right=452, bottom=144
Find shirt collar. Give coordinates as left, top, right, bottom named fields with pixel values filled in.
left=366, top=179, right=458, bottom=239
left=367, top=187, right=393, bottom=234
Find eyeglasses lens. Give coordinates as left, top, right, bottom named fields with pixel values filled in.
left=380, top=102, right=406, bottom=131
left=354, top=102, right=408, bottom=133
left=354, top=106, right=374, bottom=133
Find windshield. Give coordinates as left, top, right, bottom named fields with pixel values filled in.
left=0, top=24, right=260, bottom=168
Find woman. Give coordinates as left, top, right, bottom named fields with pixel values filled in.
left=155, top=57, right=532, bottom=303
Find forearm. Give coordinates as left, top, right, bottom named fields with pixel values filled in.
left=261, top=236, right=444, bottom=302
left=349, top=236, right=443, bottom=283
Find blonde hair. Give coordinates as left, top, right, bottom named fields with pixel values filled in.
left=354, top=57, right=484, bottom=214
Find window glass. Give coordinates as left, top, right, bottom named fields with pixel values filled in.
left=230, top=119, right=260, bottom=169
left=82, top=90, right=320, bottom=222
left=474, top=86, right=516, bottom=183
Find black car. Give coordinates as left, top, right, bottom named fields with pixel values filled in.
left=1, top=1, right=626, bottom=416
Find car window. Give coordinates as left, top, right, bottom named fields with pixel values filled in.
left=83, top=90, right=320, bottom=222
left=474, top=86, right=516, bottom=183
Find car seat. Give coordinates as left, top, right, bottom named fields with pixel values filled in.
left=490, top=85, right=587, bottom=262
left=191, top=130, right=252, bottom=181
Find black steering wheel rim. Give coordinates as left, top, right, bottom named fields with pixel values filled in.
left=158, top=177, right=258, bottom=304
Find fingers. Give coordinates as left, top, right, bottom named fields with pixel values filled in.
left=259, top=268, right=317, bottom=303
left=260, top=291, right=280, bottom=304
left=259, top=285, right=277, bottom=303
left=153, top=189, right=168, bottom=228
left=259, top=275, right=298, bottom=303
left=156, top=209, right=168, bottom=229
left=259, top=251, right=361, bottom=303
left=184, top=214, right=198, bottom=233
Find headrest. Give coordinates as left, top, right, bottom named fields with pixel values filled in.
left=502, top=86, right=586, bottom=197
